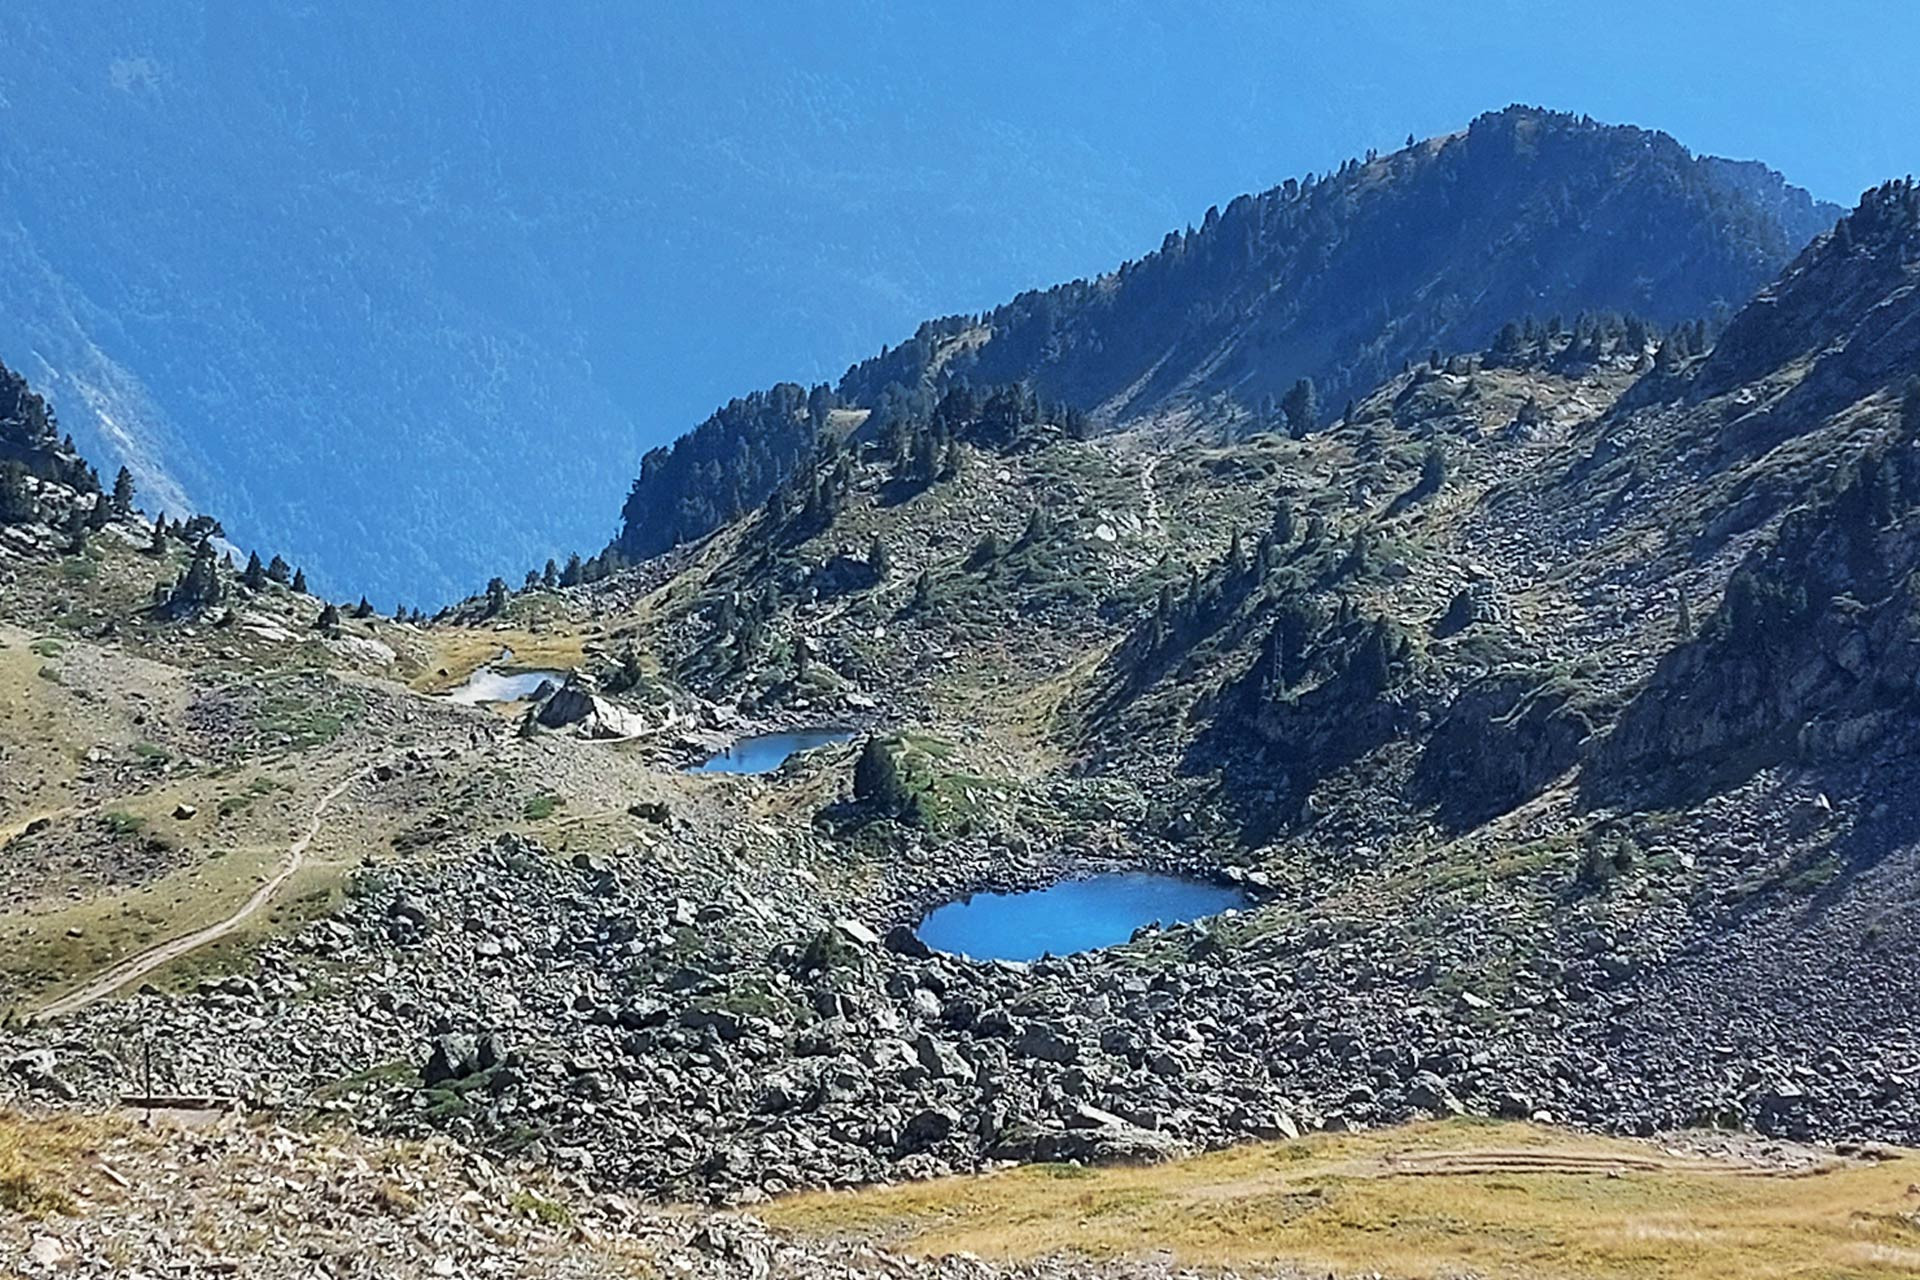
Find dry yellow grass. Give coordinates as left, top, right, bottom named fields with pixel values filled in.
left=764, top=1120, right=1920, bottom=1279
left=0, top=1109, right=109, bottom=1218
left=412, top=627, right=586, bottom=694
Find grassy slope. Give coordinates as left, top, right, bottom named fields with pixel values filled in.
left=0, top=536, right=557, bottom=1009
left=767, top=1119, right=1920, bottom=1278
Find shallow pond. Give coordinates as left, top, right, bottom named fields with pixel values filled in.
left=915, top=872, right=1246, bottom=962
left=445, top=664, right=568, bottom=705
left=690, top=728, right=854, bottom=775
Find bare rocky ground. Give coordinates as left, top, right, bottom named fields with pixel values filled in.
left=4, top=1106, right=1288, bottom=1280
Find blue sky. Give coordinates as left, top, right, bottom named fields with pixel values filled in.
left=4, top=0, right=1911, bottom=600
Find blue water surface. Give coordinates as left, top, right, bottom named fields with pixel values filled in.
left=691, top=729, right=854, bottom=775
left=916, top=872, right=1246, bottom=962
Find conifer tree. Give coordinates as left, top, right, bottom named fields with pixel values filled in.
left=606, top=644, right=644, bottom=693
left=167, top=539, right=223, bottom=612
left=2, top=462, right=43, bottom=523
left=61, top=504, right=87, bottom=553
left=292, top=568, right=308, bottom=594
left=1281, top=378, right=1318, bottom=438
left=242, top=551, right=267, bottom=590
left=110, top=466, right=136, bottom=515
left=267, top=554, right=291, bottom=585
left=1270, top=501, right=1296, bottom=545
left=967, top=531, right=1004, bottom=569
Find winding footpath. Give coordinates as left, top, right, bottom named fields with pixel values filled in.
left=1138, top=452, right=1166, bottom=537
left=37, top=768, right=367, bottom=1019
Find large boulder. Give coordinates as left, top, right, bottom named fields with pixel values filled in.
left=989, top=1118, right=1183, bottom=1166
left=535, top=672, right=648, bottom=738
left=422, top=1033, right=481, bottom=1086
left=898, top=1105, right=961, bottom=1152
left=1014, top=1022, right=1080, bottom=1064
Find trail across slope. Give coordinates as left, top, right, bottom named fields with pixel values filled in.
left=36, top=769, right=367, bottom=1018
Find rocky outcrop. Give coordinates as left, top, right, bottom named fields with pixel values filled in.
left=1415, top=670, right=1596, bottom=826
left=535, top=672, right=650, bottom=739
left=1598, top=426, right=1920, bottom=800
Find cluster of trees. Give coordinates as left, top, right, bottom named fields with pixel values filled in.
left=159, top=534, right=324, bottom=618
left=1120, top=487, right=1423, bottom=704
left=1833, top=177, right=1920, bottom=246
left=1250, top=600, right=1412, bottom=702
left=462, top=546, right=644, bottom=620
left=0, top=362, right=114, bottom=529
left=1714, top=390, right=1920, bottom=648
left=0, top=461, right=41, bottom=524
left=500, top=549, right=641, bottom=606
left=1652, top=319, right=1715, bottom=373
left=869, top=380, right=1089, bottom=493
left=1254, top=379, right=1320, bottom=437
left=758, top=433, right=856, bottom=542
left=614, top=382, right=833, bottom=561
left=160, top=539, right=226, bottom=614
left=1127, top=500, right=1324, bottom=676
left=21, top=466, right=137, bottom=550
left=852, top=734, right=938, bottom=827
left=708, top=581, right=783, bottom=672
left=1485, top=311, right=1668, bottom=368
left=239, top=551, right=306, bottom=592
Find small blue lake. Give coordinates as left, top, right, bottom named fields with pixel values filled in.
left=691, top=728, right=854, bottom=775
left=915, top=872, right=1247, bottom=962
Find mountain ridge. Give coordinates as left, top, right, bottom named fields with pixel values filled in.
left=615, top=105, right=1839, bottom=564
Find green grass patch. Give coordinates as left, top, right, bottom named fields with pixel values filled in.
left=313, top=1059, right=418, bottom=1102
left=256, top=683, right=364, bottom=750
left=507, top=1188, right=574, bottom=1228
left=100, top=810, right=146, bottom=836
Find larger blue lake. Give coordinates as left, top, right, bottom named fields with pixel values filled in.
left=691, top=728, right=854, bottom=775
left=916, top=872, right=1246, bottom=962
